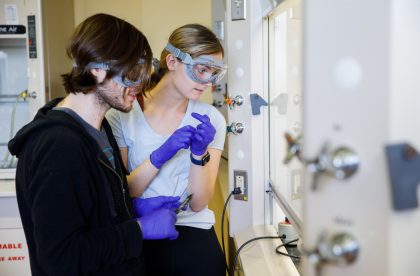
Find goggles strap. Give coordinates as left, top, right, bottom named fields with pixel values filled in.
left=85, top=62, right=110, bottom=70
left=165, top=43, right=190, bottom=62
left=82, top=58, right=145, bottom=70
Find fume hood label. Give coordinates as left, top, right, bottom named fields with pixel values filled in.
left=0, top=25, right=26, bottom=35
left=27, top=15, right=37, bottom=59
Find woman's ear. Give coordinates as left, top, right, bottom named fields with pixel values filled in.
left=90, top=68, right=107, bottom=83
left=166, top=54, right=178, bottom=71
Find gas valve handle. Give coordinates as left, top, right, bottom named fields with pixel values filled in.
left=283, top=133, right=360, bottom=191
left=227, top=122, right=244, bottom=135
left=225, top=95, right=243, bottom=109
left=307, top=231, right=359, bottom=275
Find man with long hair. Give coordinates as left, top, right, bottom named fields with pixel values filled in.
left=8, top=13, right=180, bottom=276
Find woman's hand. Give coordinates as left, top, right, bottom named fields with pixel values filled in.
left=150, top=125, right=195, bottom=169
left=190, top=113, right=216, bottom=156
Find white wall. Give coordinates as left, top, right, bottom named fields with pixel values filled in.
left=226, top=0, right=268, bottom=235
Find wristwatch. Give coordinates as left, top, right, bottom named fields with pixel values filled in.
left=190, top=151, right=211, bottom=166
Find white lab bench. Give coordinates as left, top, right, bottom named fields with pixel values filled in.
left=233, top=224, right=300, bottom=276
left=0, top=179, right=31, bottom=276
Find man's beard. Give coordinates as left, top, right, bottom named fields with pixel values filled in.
left=96, top=84, right=132, bottom=113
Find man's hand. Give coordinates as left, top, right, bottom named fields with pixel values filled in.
left=132, top=196, right=181, bottom=217
left=137, top=208, right=179, bottom=240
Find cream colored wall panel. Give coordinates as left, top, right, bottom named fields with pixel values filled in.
left=42, top=0, right=74, bottom=100
left=73, top=0, right=211, bottom=59
left=138, top=0, right=211, bottom=57
left=73, top=0, right=142, bottom=27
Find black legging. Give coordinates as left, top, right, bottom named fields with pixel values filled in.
left=143, top=226, right=225, bottom=276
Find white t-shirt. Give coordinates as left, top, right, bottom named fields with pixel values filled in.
left=106, top=100, right=226, bottom=229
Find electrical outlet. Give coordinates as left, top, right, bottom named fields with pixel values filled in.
left=291, top=169, right=302, bottom=200
left=234, top=170, right=248, bottom=201
left=236, top=175, right=245, bottom=194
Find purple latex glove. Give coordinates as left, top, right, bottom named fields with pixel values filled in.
left=190, top=113, right=216, bottom=156
left=132, top=196, right=181, bottom=217
left=138, top=208, right=179, bottom=240
left=150, top=125, right=195, bottom=169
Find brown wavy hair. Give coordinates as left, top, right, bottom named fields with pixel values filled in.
left=61, top=13, right=152, bottom=94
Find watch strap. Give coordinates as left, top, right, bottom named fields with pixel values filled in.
left=190, top=151, right=210, bottom=166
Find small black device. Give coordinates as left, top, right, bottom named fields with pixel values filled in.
left=190, top=151, right=210, bottom=166
left=176, top=194, right=193, bottom=214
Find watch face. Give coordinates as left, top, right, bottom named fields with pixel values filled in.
left=203, top=152, right=211, bottom=164
left=204, top=152, right=210, bottom=161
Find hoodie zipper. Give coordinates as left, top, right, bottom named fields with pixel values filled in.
left=98, top=158, right=131, bottom=217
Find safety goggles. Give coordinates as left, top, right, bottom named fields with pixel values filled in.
left=165, top=43, right=227, bottom=85
left=85, top=59, right=145, bottom=88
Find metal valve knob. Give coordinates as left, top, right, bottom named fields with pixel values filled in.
left=28, top=91, right=37, bottom=99
left=284, top=133, right=302, bottom=164
left=330, top=232, right=359, bottom=265
left=19, top=91, right=37, bottom=99
left=227, top=122, right=244, bottom=135
left=307, top=144, right=359, bottom=190
left=225, top=95, right=244, bottom=109
left=283, top=133, right=360, bottom=191
left=212, top=100, right=224, bottom=108
left=308, top=232, right=359, bottom=270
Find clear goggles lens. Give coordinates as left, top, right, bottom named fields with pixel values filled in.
left=188, top=59, right=227, bottom=84
left=85, top=59, right=145, bottom=88
left=165, top=43, right=227, bottom=84
left=112, top=75, right=141, bottom=88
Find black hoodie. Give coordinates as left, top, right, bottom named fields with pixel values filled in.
left=8, top=98, right=145, bottom=276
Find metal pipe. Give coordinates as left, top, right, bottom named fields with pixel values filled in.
left=0, top=90, right=33, bottom=99
left=0, top=94, right=22, bottom=98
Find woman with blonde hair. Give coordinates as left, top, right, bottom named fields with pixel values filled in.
left=107, top=23, right=227, bottom=275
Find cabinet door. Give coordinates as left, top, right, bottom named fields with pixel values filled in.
left=302, top=1, right=420, bottom=275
